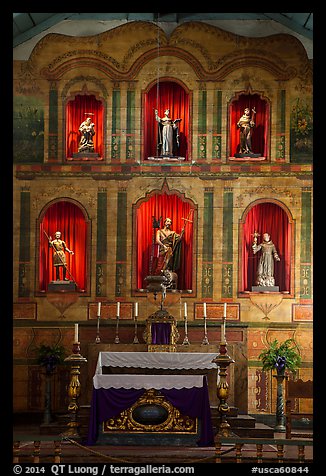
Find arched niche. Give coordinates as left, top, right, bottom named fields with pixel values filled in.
left=133, top=183, right=196, bottom=292
left=37, top=199, right=90, bottom=293
left=143, top=79, right=190, bottom=160
left=229, top=91, right=270, bottom=160
left=239, top=199, right=294, bottom=294
left=65, top=92, right=104, bottom=160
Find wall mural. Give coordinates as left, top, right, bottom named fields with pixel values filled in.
left=13, top=96, right=44, bottom=163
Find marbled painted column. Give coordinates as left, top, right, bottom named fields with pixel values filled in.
left=222, top=188, right=233, bottom=298
left=126, top=88, right=135, bottom=160
left=275, top=89, right=286, bottom=161
left=48, top=83, right=58, bottom=162
left=96, top=190, right=107, bottom=297
left=111, top=89, right=121, bottom=160
left=18, top=189, right=31, bottom=297
left=300, top=187, right=312, bottom=300
left=197, top=89, right=207, bottom=160
left=115, top=190, right=127, bottom=297
left=202, top=189, right=213, bottom=298
left=212, top=90, right=222, bottom=160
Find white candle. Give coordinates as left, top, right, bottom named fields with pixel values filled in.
left=223, top=302, right=227, bottom=318
left=203, top=302, right=207, bottom=317
left=117, top=301, right=120, bottom=317
left=222, top=318, right=226, bottom=343
left=184, top=302, right=188, bottom=318
left=134, top=302, right=138, bottom=317
left=74, top=323, right=79, bottom=343
left=97, top=302, right=101, bottom=317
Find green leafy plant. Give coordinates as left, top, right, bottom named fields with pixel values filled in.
left=34, top=344, right=66, bottom=374
left=258, top=338, right=302, bottom=375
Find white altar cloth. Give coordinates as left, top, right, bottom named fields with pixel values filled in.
left=95, top=351, right=218, bottom=374
left=93, top=374, right=205, bottom=390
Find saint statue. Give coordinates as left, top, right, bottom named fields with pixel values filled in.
left=252, top=232, right=280, bottom=287
left=154, top=109, right=181, bottom=157
left=49, top=231, right=74, bottom=281
left=237, top=107, right=256, bottom=154
left=78, top=116, right=95, bottom=153
left=154, top=218, right=182, bottom=275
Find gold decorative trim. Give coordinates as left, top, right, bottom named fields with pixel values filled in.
left=102, top=389, right=197, bottom=434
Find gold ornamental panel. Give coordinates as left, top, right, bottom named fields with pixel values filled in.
left=102, top=389, right=197, bottom=434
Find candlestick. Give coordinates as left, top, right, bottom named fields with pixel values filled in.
left=133, top=303, right=139, bottom=344
left=115, top=302, right=120, bottom=343
left=97, top=302, right=101, bottom=317
left=221, top=317, right=226, bottom=344
left=117, top=301, right=120, bottom=317
left=182, top=303, right=190, bottom=345
left=223, top=302, right=227, bottom=318
left=74, top=323, right=79, bottom=343
left=203, top=302, right=207, bottom=317
left=134, top=302, right=138, bottom=317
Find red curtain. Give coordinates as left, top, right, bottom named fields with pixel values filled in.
left=39, top=201, right=87, bottom=291
left=144, top=81, right=189, bottom=160
left=136, top=194, right=193, bottom=290
left=242, top=202, right=291, bottom=292
left=66, top=95, right=103, bottom=158
left=229, top=94, right=268, bottom=157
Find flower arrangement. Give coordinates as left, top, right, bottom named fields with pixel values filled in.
left=35, top=344, right=66, bottom=375
left=290, top=98, right=313, bottom=153
left=258, top=338, right=302, bottom=376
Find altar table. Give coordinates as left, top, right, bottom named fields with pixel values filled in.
left=86, top=352, right=216, bottom=446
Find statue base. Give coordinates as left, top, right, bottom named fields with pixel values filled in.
left=251, top=286, right=279, bottom=293
left=234, top=152, right=262, bottom=158
left=71, top=152, right=100, bottom=159
left=147, top=156, right=185, bottom=161
left=48, top=280, right=76, bottom=292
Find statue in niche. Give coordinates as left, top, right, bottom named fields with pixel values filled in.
left=49, top=231, right=74, bottom=281
left=237, top=107, right=256, bottom=155
left=252, top=232, right=280, bottom=287
left=78, top=116, right=95, bottom=153
left=154, top=109, right=181, bottom=157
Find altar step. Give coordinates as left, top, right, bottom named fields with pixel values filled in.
left=39, top=405, right=274, bottom=440
left=211, top=407, right=275, bottom=439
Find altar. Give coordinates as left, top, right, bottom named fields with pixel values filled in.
left=85, top=352, right=217, bottom=446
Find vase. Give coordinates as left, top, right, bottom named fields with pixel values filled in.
left=273, top=373, right=286, bottom=432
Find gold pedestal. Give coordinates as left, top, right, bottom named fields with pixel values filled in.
left=62, top=342, right=87, bottom=439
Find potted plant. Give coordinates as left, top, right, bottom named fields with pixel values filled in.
left=35, top=343, right=66, bottom=375
left=34, top=343, right=66, bottom=425
left=259, top=338, right=302, bottom=432
left=258, top=338, right=302, bottom=376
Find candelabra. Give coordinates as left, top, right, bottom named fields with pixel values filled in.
left=62, top=342, right=87, bottom=439
left=212, top=341, right=235, bottom=438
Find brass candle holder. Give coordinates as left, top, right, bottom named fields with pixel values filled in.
left=133, top=315, right=139, bottom=344
left=62, top=342, right=87, bottom=439
left=212, top=341, right=235, bottom=438
left=114, top=314, right=120, bottom=343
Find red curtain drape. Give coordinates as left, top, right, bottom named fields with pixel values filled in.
left=242, top=202, right=291, bottom=292
left=144, top=81, right=189, bottom=160
left=66, top=95, right=103, bottom=158
left=39, top=201, right=87, bottom=291
left=230, top=94, right=268, bottom=157
left=136, top=194, right=193, bottom=290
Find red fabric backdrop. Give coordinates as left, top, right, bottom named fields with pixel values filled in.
left=39, top=202, right=87, bottom=291
left=136, top=194, right=194, bottom=290
left=242, top=202, right=291, bottom=292
left=144, top=81, right=189, bottom=160
left=66, top=95, right=103, bottom=158
left=229, top=94, right=268, bottom=157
